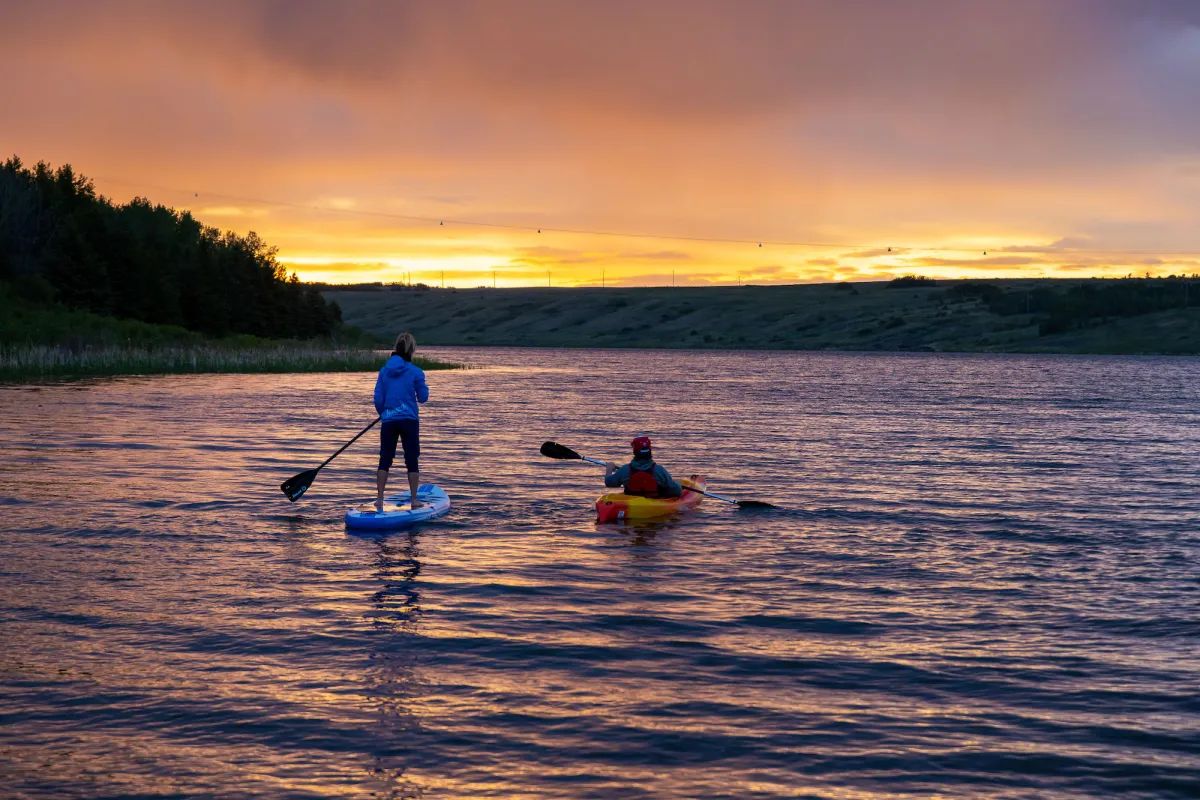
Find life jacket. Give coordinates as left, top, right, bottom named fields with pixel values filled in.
left=624, top=462, right=660, bottom=497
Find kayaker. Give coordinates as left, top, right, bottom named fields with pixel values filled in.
left=605, top=435, right=683, bottom=498
left=374, top=332, right=429, bottom=510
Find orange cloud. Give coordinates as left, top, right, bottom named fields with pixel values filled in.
left=3, top=2, right=1199, bottom=286
left=909, top=256, right=1047, bottom=268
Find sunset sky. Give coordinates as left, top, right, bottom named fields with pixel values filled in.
left=3, top=0, right=1200, bottom=287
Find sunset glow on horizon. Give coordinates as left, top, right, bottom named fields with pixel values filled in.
left=4, top=1, right=1199, bottom=287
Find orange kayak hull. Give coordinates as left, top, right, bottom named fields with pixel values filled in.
left=595, top=477, right=706, bottom=523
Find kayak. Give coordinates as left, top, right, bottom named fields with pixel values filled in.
left=595, top=476, right=706, bottom=523
left=344, top=485, right=451, bottom=531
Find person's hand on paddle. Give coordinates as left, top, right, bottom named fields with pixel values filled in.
left=605, top=461, right=618, bottom=475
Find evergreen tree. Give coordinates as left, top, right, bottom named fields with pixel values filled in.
left=0, top=157, right=341, bottom=339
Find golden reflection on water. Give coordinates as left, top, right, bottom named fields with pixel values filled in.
left=361, top=534, right=428, bottom=798
left=1, top=350, right=1199, bottom=797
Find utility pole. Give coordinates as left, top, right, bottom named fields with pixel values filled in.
left=547, top=270, right=551, bottom=287
left=441, top=270, right=444, bottom=289
left=492, top=270, right=496, bottom=289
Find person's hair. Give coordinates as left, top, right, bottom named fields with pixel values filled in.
left=393, top=332, right=416, bottom=361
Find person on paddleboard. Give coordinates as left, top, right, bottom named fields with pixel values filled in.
left=604, top=435, right=683, bottom=498
left=374, top=332, right=429, bottom=510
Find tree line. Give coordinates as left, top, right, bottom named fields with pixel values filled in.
left=308, top=280, right=433, bottom=292
left=0, top=157, right=341, bottom=339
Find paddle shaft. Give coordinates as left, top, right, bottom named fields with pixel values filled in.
left=683, top=486, right=739, bottom=505
left=317, top=416, right=381, bottom=471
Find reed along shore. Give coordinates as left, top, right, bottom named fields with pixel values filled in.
left=0, top=344, right=458, bottom=381
left=0, top=282, right=459, bottom=381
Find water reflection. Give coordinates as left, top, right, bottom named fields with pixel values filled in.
left=362, top=533, right=426, bottom=799
left=367, top=534, right=423, bottom=631
left=608, top=518, right=676, bottom=552
left=1, top=351, right=1198, bottom=798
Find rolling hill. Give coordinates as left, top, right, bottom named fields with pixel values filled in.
left=326, top=279, right=1200, bottom=355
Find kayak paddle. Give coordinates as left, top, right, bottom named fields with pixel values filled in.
left=539, top=441, right=777, bottom=509
left=686, top=488, right=776, bottom=510
left=540, top=440, right=607, bottom=466
left=281, top=417, right=381, bottom=502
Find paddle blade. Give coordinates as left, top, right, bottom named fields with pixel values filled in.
left=281, top=468, right=319, bottom=502
left=735, top=500, right=777, bottom=510
left=540, top=441, right=582, bottom=460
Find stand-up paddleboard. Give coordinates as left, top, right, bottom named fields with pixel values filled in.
left=344, top=485, right=451, bottom=531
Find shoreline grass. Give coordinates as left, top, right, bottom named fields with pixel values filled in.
left=0, top=282, right=461, bottom=381
left=0, top=344, right=460, bottom=382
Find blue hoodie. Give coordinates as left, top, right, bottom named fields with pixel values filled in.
left=374, top=355, right=429, bottom=422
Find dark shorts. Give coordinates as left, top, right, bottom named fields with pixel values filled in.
left=379, top=418, right=419, bottom=473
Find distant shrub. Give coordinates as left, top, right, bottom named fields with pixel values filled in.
left=13, top=274, right=56, bottom=304
left=888, top=275, right=937, bottom=288
left=971, top=278, right=1200, bottom=336
left=945, top=281, right=1003, bottom=303
left=1039, top=315, right=1071, bottom=336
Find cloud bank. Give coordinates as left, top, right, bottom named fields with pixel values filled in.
left=3, top=1, right=1199, bottom=283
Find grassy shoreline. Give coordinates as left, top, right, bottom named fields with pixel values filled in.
left=0, top=345, right=459, bottom=381
left=0, top=281, right=461, bottom=381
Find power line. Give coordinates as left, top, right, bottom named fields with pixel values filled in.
left=90, top=175, right=1200, bottom=259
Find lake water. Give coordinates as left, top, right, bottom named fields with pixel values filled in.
left=1, top=348, right=1198, bottom=799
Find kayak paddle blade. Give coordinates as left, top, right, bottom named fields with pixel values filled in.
left=281, top=468, right=319, bottom=502
left=736, top=500, right=777, bottom=510
left=540, top=441, right=583, bottom=460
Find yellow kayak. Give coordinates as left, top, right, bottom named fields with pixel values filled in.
left=595, top=476, right=706, bottom=523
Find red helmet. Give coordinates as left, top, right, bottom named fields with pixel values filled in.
left=631, top=435, right=652, bottom=455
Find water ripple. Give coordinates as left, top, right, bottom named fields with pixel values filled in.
left=1, top=349, right=1198, bottom=798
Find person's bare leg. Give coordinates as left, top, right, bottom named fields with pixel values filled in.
left=376, top=469, right=388, bottom=509
left=408, top=471, right=423, bottom=508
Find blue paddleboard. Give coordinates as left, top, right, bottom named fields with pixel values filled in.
left=344, top=485, right=451, bottom=531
